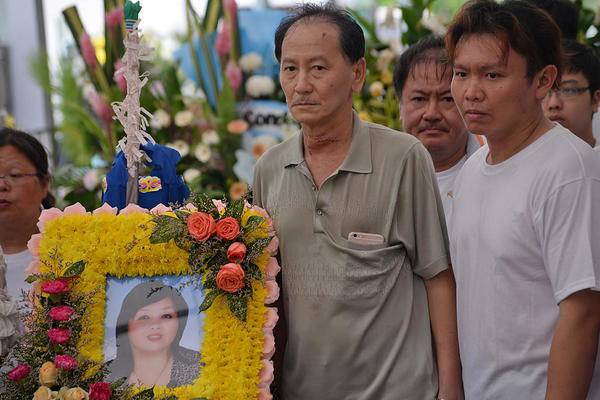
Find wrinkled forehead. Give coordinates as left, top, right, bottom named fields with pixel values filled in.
left=409, top=50, right=452, bottom=83
left=284, top=16, right=342, bottom=49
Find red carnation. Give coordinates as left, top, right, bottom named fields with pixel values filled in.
left=216, top=217, right=240, bottom=240
left=48, top=328, right=70, bottom=344
left=49, top=305, right=75, bottom=321
left=54, top=355, right=77, bottom=370
left=89, top=382, right=112, bottom=400
left=41, top=279, right=69, bottom=294
left=8, top=364, right=30, bottom=381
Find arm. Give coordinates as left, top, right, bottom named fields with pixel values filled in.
left=545, top=289, right=600, bottom=400
left=424, top=268, right=464, bottom=400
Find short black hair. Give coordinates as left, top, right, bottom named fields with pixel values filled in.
left=393, top=35, right=449, bottom=100
left=525, top=0, right=578, bottom=39
left=0, top=128, right=55, bottom=208
left=561, top=39, right=600, bottom=96
left=446, top=0, right=563, bottom=83
left=274, top=2, right=365, bottom=64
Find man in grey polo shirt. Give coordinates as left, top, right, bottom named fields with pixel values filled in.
left=253, top=4, right=463, bottom=400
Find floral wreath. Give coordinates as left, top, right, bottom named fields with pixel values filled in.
left=2, top=196, right=280, bottom=400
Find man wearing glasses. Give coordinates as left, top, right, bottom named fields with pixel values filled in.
left=542, top=39, right=600, bottom=149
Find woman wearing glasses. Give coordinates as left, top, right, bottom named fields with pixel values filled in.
left=0, top=128, right=55, bottom=301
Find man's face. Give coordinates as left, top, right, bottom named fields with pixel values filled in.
left=451, top=34, right=541, bottom=139
left=399, top=61, right=469, bottom=162
left=279, top=20, right=364, bottom=130
left=542, top=72, right=600, bottom=143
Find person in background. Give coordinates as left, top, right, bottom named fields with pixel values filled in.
left=0, top=128, right=55, bottom=301
left=0, top=248, right=22, bottom=361
left=394, top=35, right=484, bottom=227
left=525, top=0, right=578, bottom=39
left=542, top=39, right=600, bottom=149
left=446, top=0, right=600, bottom=398
left=254, top=3, right=462, bottom=399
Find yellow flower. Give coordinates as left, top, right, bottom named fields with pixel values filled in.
left=38, top=361, right=58, bottom=386
left=381, top=69, right=393, bottom=85
left=358, top=111, right=372, bottom=122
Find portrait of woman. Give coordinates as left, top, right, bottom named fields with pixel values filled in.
left=107, top=280, right=201, bottom=388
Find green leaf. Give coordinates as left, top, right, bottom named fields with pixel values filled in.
left=199, top=289, right=220, bottom=312
left=189, top=193, right=219, bottom=217
left=174, top=209, right=191, bottom=222
left=246, top=237, right=272, bottom=255
left=228, top=295, right=247, bottom=322
left=25, top=274, right=41, bottom=284
left=149, top=215, right=184, bottom=244
left=222, top=198, right=244, bottom=221
left=245, top=262, right=261, bottom=278
left=109, top=377, right=127, bottom=389
left=242, top=215, right=264, bottom=234
left=64, top=260, right=86, bottom=277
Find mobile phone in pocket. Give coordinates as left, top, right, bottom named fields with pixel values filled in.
left=348, top=232, right=384, bottom=245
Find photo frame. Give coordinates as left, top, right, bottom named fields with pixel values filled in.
left=31, top=206, right=276, bottom=400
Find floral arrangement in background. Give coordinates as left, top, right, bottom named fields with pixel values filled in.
left=0, top=255, right=156, bottom=400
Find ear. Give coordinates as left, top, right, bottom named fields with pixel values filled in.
left=351, top=58, right=367, bottom=93
left=40, top=175, right=49, bottom=199
left=593, top=89, right=600, bottom=114
left=534, top=64, right=558, bottom=100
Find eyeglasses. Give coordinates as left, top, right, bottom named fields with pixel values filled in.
left=0, top=173, right=41, bottom=187
left=544, top=86, right=590, bottom=100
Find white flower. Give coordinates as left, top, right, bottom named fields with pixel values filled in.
left=369, top=81, right=384, bottom=98
left=151, top=109, right=171, bottom=129
left=168, top=140, right=190, bottom=157
left=245, top=75, right=276, bottom=98
left=194, top=143, right=212, bottom=162
left=421, top=13, right=447, bottom=36
left=202, top=130, right=220, bottom=145
left=239, top=52, right=263, bottom=73
left=377, top=48, right=396, bottom=73
left=83, top=169, right=101, bottom=191
left=174, top=110, right=194, bottom=127
left=183, top=168, right=201, bottom=183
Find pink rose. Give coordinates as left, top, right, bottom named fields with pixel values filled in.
left=37, top=207, right=64, bottom=231
left=187, top=212, right=217, bottom=241
left=113, top=59, right=127, bottom=93
left=27, top=233, right=42, bottom=260
left=263, top=307, right=279, bottom=331
left=63, top=202, right=87, bottom=216
left=225, top=61, right=243, bottom=91
left=265, top=257, right=280, bottom=280
left=89, top=382, right=112, bottom=400
left=48, top=328, right=70, bottom=344
left=41, top=280, right=69, bottom=294
left=93, top=203, right=117, bottom=216
left=262, top=332, right=275, bottom=359
left=258, top=359, right=274, bottom=388
left=264, top=280, right=279, bottom=304
left=150, top=204, right=172, bottom=215
left=8, top=364, right=30, bottom=381
left=257, top=388, right=273, bottom=400
left=265, top=236, right=279, bottom=256
left=49, top=306, right=75, bottom=322
left=54, top=355, right=77, bottom=370
left=216, top=263, right=245, bottom=293
left=227, top=242, right=246, bottom=263
left=216, top=217, right=240, bottom=240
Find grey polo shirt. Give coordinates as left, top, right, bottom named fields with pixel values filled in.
left=253, top=111, right=450, bottom=400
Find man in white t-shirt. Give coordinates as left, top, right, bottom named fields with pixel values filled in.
left=446, top=1, right=600, bottom=399
left=542, top=39, right=600, bottom=150
left=394, top=35, right=484, bottom=228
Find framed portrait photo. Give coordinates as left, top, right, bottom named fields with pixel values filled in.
left=30, top=206, right=277, bottom=400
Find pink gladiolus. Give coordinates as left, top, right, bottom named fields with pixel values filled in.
left=8, top=364, right=30, bottom=381
left=105, top=6, right=123, bottom=36
left=224, top=0, right=238, bottom=25
left=49, top=305, right=75, bottom=322
left=54, top=355, right=77, bottom=370
left=79, top=31, right=97, bottom=72
left=113, top=59, right=127, bottom=93
left=48, top=328, right=70, bottom=344
left=225, top=61, right=243, bottom=91
left=88, top=91, right=113, bottom=130
left=214, top=20, right=231, bottom=58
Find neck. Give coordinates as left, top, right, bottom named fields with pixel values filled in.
left=579, top=127, right=596, bottom=148
left=302, top=108, right=354, bottom=157
left=485, top=112, right=553, bottom=165
left=130, top=349, right=173, bottom=386
left=0, top=217, right=39, bottom=254
left=431, top=138, right=469, bottom=173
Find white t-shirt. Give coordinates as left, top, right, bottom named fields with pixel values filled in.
left=2, top=249, right=32, bottom=302
left=450, top=124, right=600, bottom=400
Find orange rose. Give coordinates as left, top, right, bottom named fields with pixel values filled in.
left=227, top=242, right=246, bottom=262
left=187, top=212, right=216, bottom=241
left=216, top=263, right=245, bottom=293
left=216, top=217, right=240, bottom=240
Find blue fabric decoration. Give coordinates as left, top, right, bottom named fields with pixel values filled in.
left=102, top=143, right=190, bottom=211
